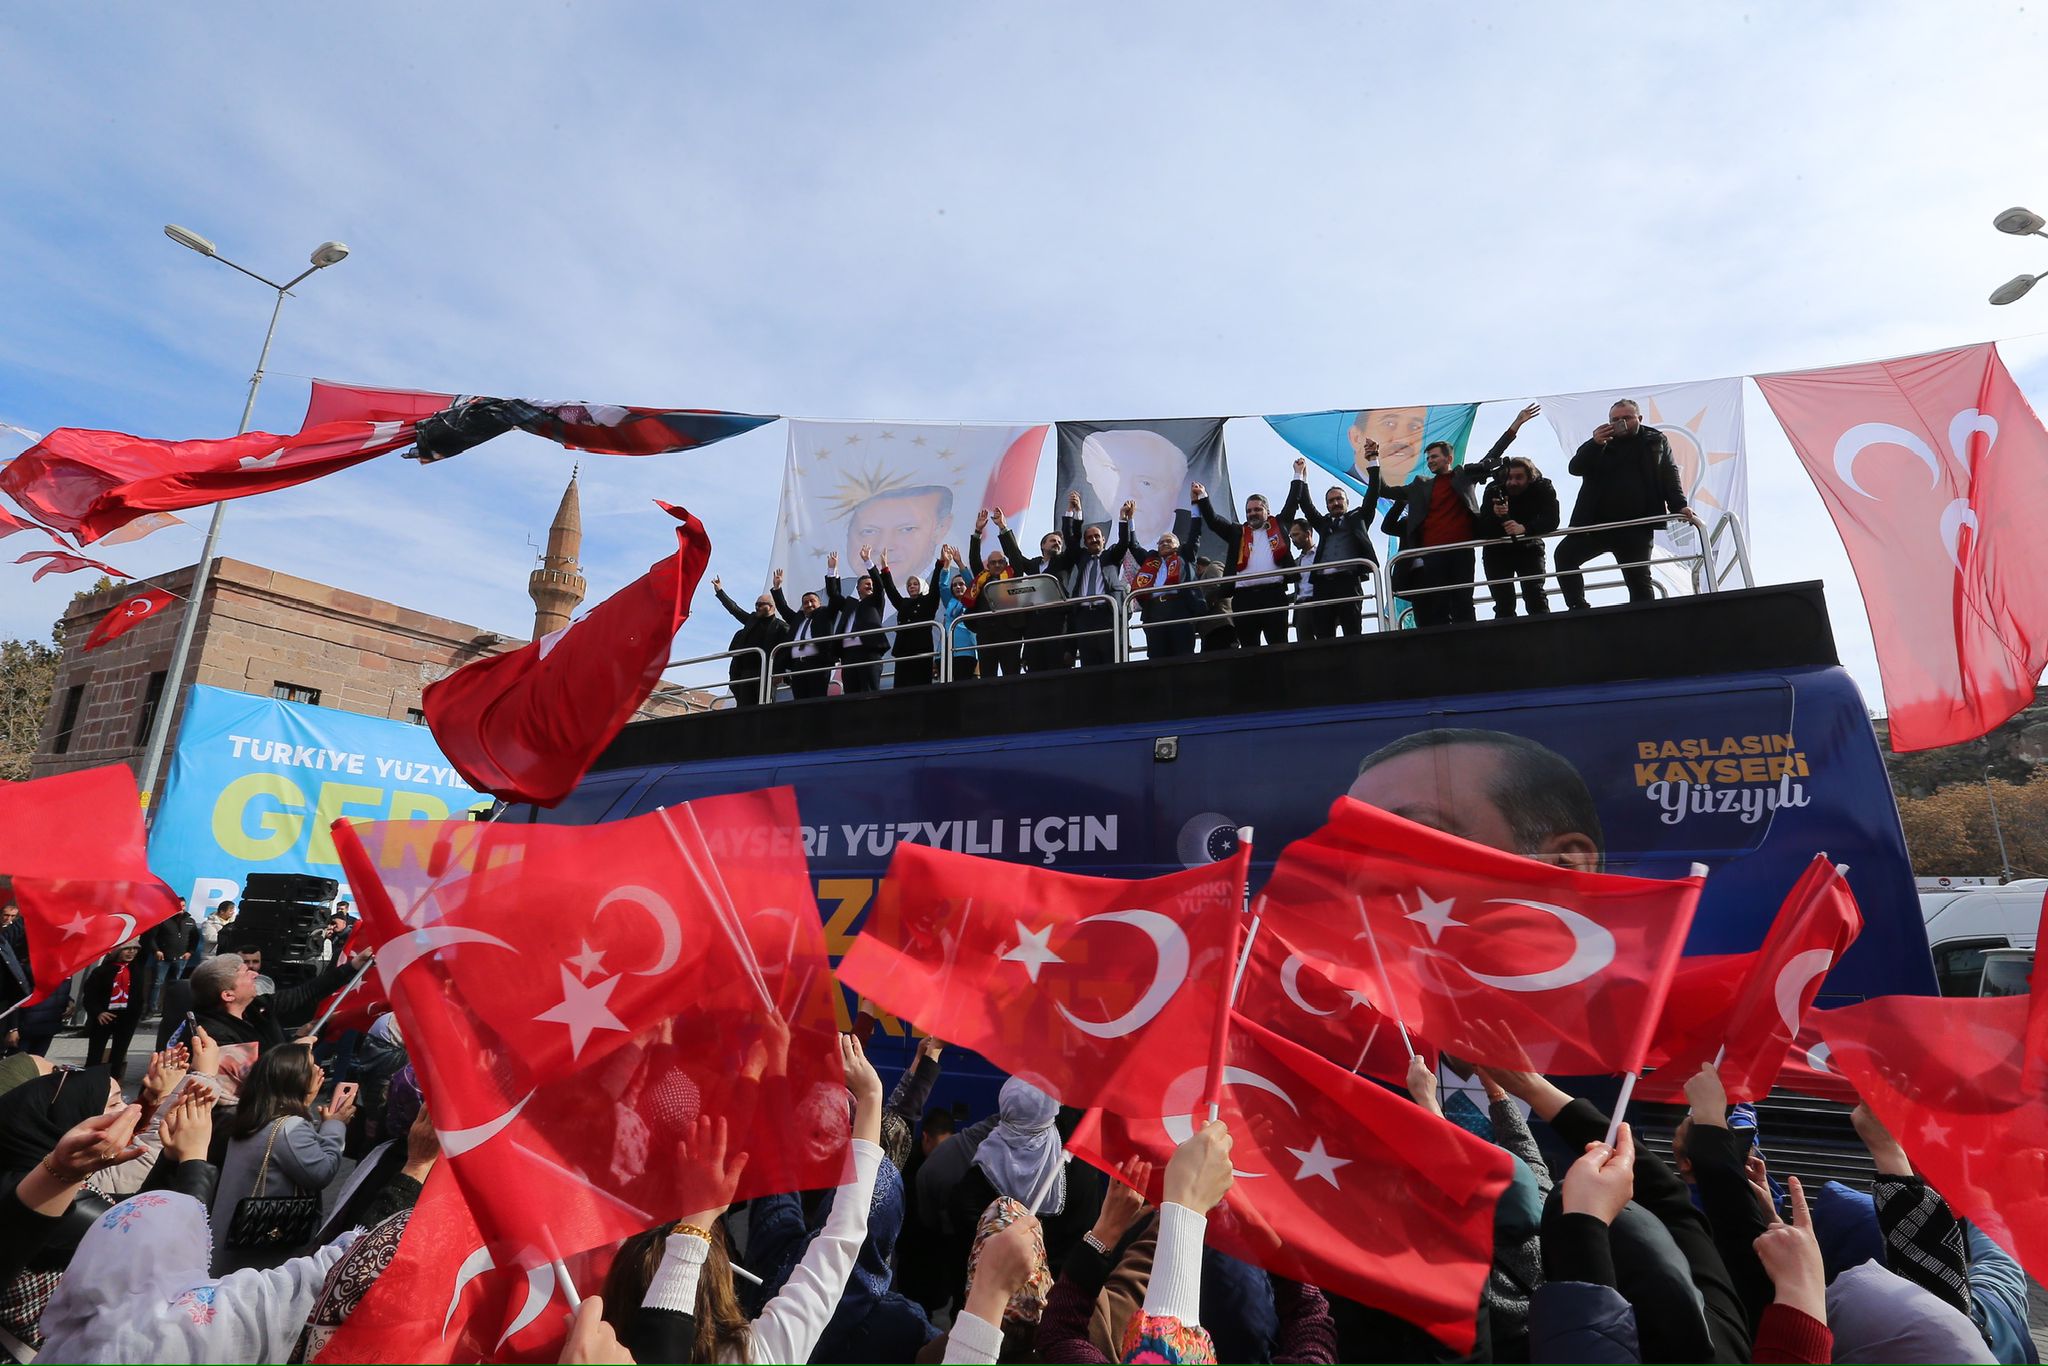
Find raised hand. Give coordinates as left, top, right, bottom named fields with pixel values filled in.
left=975, top=509, right=990, bottom=533
left=1293, top=457, right=1308, bottom=478
left=1190, top=482, right=1208, bottom=503
left=879, top=548, right=891, bottom=571
left=1092, top=1155, right=1153, bottom=1246
left=1684, top=1063, right=1729, bottom=1127
left=676, top=1113, right=752, bottom=1231
left=990, top=507, right=1008, bottom=531
left=771, top=567, right=785, bottom=589
left=711, top=575, right=722, bottom=591
left=961, top=1214, right=1043, bottom=1327
left=1751, top=1175, right=1825, bottom=1321
left=841, top=1033, right=884, bottom=1144
left=1067, top=490, right=1083, bottom=513
left=159, top=1086, right=217, bottom=1163
left=1162, top=1118, right=1234, bottom=1215
left=859, top=543, right=873, bottom=563
left=1120, top=500, right=1136, bottom=521
left=188, top=1024, right=220, bottom=1078
left=142, top=1046, right=189, bottom=1107
left=1559, top=1122, right=1635, bottom=1224
left=47, top=1104, right=147, bottom=1182
left=1360, top=438, right=1380, bottom=462
left=1405, top=1055, right=1441, bottom=1117
left=826, top=551, right=839, bottom=573
left=1511, top=402, right=1542, bottom=430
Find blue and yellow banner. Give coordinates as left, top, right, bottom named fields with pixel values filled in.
left=148, top=684, right=489, bottom=911
left=1264, top=403, right=1479, bottom=496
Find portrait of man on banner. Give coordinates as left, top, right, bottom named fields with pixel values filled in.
left=769, top=421, right=1048, bottom=587
left=1054, top=418, right=1233, bottom=550
left=1265, top=403, right=1479, bottom=496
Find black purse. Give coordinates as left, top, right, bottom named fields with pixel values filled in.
left=225, top=1119, right=323, bottom=1251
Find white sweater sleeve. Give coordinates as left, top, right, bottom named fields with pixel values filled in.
left=1141, top=1201, right=1208, bottom=1326
left=745, top=1139, right=883, bottom=1365
left=941, top=1309, right=1007, bottom=1365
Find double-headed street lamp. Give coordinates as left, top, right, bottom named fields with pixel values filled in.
left=1988, top=206, right=2048, bottom=305
left=133, top=227, right=351, bottom=813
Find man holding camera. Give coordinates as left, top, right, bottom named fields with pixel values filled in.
left=1476, top=453, right=1562, bottom=617
left=1555, top=399, right=1702, bottom=609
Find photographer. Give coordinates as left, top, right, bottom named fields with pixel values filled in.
left=1475, top=454, right=1561, bottom=618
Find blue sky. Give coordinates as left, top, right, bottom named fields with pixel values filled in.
left=4, top=2, right=2047, bottom=710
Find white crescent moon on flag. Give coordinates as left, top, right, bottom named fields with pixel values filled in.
left=446, top=1246, right=496, bottom=1339
left=1939, top=499, right=1978, bottom=571
left=124, top=596, right=156, bottom=617
left=437, top=1089, right=536, bottom=1157
left=1460, top=899, right=1615, bottom=993
left=596, top=885, right=684, bottom=976
left=1804, top=1040, right=1833, bottom=1074
left=374, top=925, right=516, bottom=993
left=109, top=913, right=137, bottom=945
left=1162, top=1064, right=1298, bottom=1178
left=1054, top=909, right=1188, bottom=1039
left=1833, top=423, right=1942, bottom=499
left=498, top=1265, right=558, bottom=1349
left=1948, top=409, right=1997, bottom=472
left=1773, top=949, right=1835, bottom=1034
left=1279, top=954, right=1336, bottom=1017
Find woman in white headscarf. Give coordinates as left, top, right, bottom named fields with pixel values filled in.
left=36, top=1191, right=354, bottom=1364
left=939, top=1078, right=1101, bottom=1312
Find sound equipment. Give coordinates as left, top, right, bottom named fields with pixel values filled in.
left=241, top=873, right=340, bottom=903
left=218, top=897, right=333, bottom=970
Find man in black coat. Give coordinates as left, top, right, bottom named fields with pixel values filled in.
left=825, top=549, right=890, bottom=694
left=1475, top=455, right=1563, bottom=617
left=997, top=508, right=1068, bottom=674
left=711, top=576, right=791, bottom=707
left=1193, top=483, right=1296, bottom=648
left=1282, top=454, right=1383, bottom=639
left=770, top=567, right=840, bottom=701
left=1555, top=398, right=1701, bottom=610
left=1049, top=491, right=1136, bottom=667
left=188, top=947, right=360, bottom=1050
left=81, top=941, right=146, bottom=1082
left=142, top=900, right=198, bottom=1014
left=876, top=548, right=949, bottom=687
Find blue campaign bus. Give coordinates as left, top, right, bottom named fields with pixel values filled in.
left=505, top=581, right=1934, bottom=1123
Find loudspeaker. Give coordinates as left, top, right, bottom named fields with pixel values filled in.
left=218, top=898, right=333, bottom=969
left=242, top=873, right=340, bottom=903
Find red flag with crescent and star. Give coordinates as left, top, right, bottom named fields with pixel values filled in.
left=1756, top=342, right=2048, bottom=751
left=0, top=765, right=179, bottom=1007
left=835, top=840, right=1251, bottom=1118
left=1069, top=1012, right=1513, bottom=1355
left=1232, top=921, right=1427, bottom=1086
left=82, top=586, right=177, bottom=652
left=332, top=785, right=849, bottom=1267
left=421, top=503, right=710, bottom=808
left=1639, top=855, right=1862, bottom=1102
left=1257, top=798, right=1703, bottom=1077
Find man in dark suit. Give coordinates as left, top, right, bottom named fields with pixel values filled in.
left=996, top=508, right=1068, bottom=674
left=1282, top=453, right=1383, bottom=639
left=827, top=549, right=890, bottom=693
left=771, top=567, right=841, bottom=701
left=1050, top=491, right=1137, bottom=667
left=1555, top=398, right=1701, bottom=609
left=711, top=576, right=792, bottom=706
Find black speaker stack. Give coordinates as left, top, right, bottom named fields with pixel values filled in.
left=217, top=873, right=340, bottom=975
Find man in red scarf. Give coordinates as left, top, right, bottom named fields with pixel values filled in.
left=1380, top=404, right=1540, bottom=627
left=1194, top=483, right=1296, bottom=647
left=1129, top=521, right=1202, bottom=660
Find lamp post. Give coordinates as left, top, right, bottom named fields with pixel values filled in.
left=132, top=227, right=351, bottom=815
left=1988, top=206, right=2048, bottom=305
left=1982, top=764, right=2016, bottom=884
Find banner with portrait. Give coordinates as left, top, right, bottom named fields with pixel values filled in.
left=768, top=421, right=1047, bottom=590
left=1053, top=418, right=1232, bottom=554
left=1264, top=403, right=1479, bottom=499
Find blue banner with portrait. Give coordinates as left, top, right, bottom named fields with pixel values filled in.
left=1265, top=402, right=1479, bottom=497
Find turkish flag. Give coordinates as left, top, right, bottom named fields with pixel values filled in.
left=835, top=841, right=1251, bottom=1116
left=1257, top=798, right=1703, bottom=1076
left=1640, top=856, right=1862, bottom=1102
left=0, top=766, right=180, bottom=1006
left=422, top=504, right=709, bottom=807
left=82, top=586, right=177, bottom=651
left=0, top=421, right=424, bottom=543
left=1070, top=1012, right=1512, bottom=1354
left=15, top=548, right=129, bottom=582
left=1819, top=992, right=2048, bottom=1284
left=303, top=379, right=459, bottom=427
left=1233, top=921, right=1422, bottom=1086
left=315, top=1167, right=615, bottom=1364
left=95, top=511, right=186, bottom=546
left=0, top=503, right=58, bottom=544
left=1756, top=343, right=2048, bottom=751
left=332, top=785, right=848, bottom=1264
left=1774, top=1019, right=1861, bottom=1104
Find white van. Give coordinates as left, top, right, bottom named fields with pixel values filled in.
left=1919, top=879, right=2045, bottom=996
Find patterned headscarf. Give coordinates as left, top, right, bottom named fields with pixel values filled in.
left=965, top=1196, right=1050, bottom=1326
left=1118, top=1313, right=1218, bottom=1365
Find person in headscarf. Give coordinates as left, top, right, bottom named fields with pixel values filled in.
left=0, top=1055, right=48, bottom=1102
left=942, top=1078, right=1102, bottom=1307
left=917, top=1196, right=1053, bottom=1364
left=799, top=1158, right=938, bottom=1363
left=290, top=1207, right=409, bottom=1363
left=0, top=1065, right=128, bottom=1348
left=1826, top=1260, right=1996, bottom=1364
left=36, top=1191, right=355, bottom=1364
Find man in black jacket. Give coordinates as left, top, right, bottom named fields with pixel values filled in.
left=188, top=946, right=361, bottom=1049
left=998, top=509, right=1068, bottom=674
left=1379, top=412, right=1527, bottom=627
left=876, top=548, right=948, bottom=687
left=1282, top=453, right=1383, bottom=639
left=142, top=900, right=198, bottom=1014
left=1475, top=456, right=1563, bottom=618
left=1193, top=483, right=1295, bottom=648
left=825, top=549, right=890, bottom=693
left=770, top=567, right=839, bottom=701
left=966, top=510, right=1029, bottom=678
left=711, top=576, right=791, bottom=707
left=82, top=941, right=146, bottom=1081
left=1555, top=399, right=1701, bottom=610
left=1050, top=491, right=1136, bottom=668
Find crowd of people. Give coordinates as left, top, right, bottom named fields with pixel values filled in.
left=707, top=402, right=1702, bottom=704
left=0, top=967, right=2035, bottom=1366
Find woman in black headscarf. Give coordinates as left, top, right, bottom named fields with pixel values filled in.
left=0, top=1065, right=124, bottom=1351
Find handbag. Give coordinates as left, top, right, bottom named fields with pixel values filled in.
left=225, top=1119, right=323, bottom=1251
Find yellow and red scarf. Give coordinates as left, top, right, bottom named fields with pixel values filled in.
left=1236, top=520, right=1289, bottom=572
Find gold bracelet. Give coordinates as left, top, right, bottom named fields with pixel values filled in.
left=672, top=1222, right=714, bottom=1244
left=41, top=1155, right=88, bottom=1185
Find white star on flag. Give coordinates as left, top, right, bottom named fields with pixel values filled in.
left=1001, top=922, right=1063, bottom=983
left=1344, top=987, right=1375, bottom=1010
left=1404, top=889, right=1462, bottom=943
left=533, top=966, right=629, bottom=1059
left=1920, top=1116, right=1953, bottom=1146
left=1286, top=1135, right=1351, bottom=1187
left=57, top=911, right=91, bottom=939
left=565, top=940, right=607, bottom=981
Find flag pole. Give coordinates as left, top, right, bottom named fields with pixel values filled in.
left=1608, top=860, right=1711, bottom=1147
left=307, top=956, right=377, bottom=1039
left=1353, top=896, right=1414, bottom=1059
left=1603, top=1074, right=1638, bottom=1148
left=0, top=998, right=24, bottom=1023
left=1025, top=1145, right=1067, bottom=1215
left=657, top=806, right=778, bottom=1015
left=1204, top=831, right=1254, bottom=1123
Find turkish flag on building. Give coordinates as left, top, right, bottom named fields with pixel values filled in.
left=82, top=586, right=177, bottom=651
left=332, top=785, right=847, bottom=1264
left=1756, top=343, right=2048, bottom=751
left=422, top=504, right=709, bottom=807
left=1070, top=1012, right=1512, bottom=1355
left=315, top=1167, right=615, bottom=1365
left=1819, top=991, right=2048, bottom=1284
left=1640, top=855, right=1862, bottom=1102
left=15, top=548, right=129, bottom=582
left=1258, top=798, right=1703, bottom=1076
left=0, top=766, right=180, bottom=1006
left=836, top=841, right=1250, bottom=1116
left=0, top=421, right=423, bottom=543
left=1233, top=921, right=1421, bottom=1086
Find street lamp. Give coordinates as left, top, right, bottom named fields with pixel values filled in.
left=1983, top=764, right=2016, bottom=883
left=133, top=227, right=351, bottom=814
left=1989, top=207, right=2048, bottom=304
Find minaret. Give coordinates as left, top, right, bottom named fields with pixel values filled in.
left=529, top=470, right=586, bottom=640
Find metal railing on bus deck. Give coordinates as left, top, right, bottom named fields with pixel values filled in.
left=647, top=646, right=771, bottom=713
left=1123, top=555, right=1387, bottom=660
left=763, top=618, right=950, bottom=696
left=945, top=583, right=1130, bottom=678
left=1704, top=512, right=1755, bottom=594
left=1381, top=514, right=1726, bottom=625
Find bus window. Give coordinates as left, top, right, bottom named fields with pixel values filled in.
left=1933, top=937, right=2007, bottom=997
